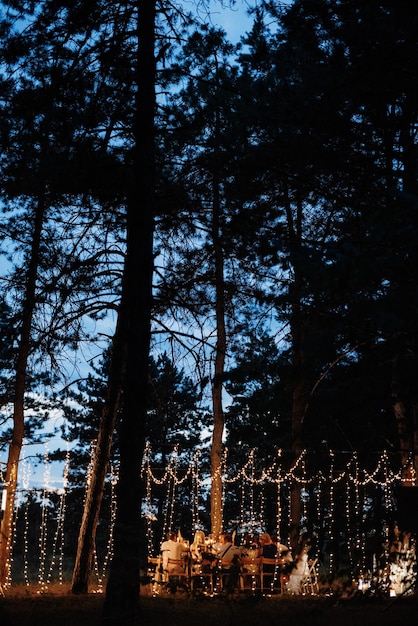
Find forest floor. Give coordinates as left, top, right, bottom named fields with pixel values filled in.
left=1, top=584, right=417, bottom=626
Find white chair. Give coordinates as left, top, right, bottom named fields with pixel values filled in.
left=147, top=556, right=162, bottom=594
left=240, top=556, right=262, bottom=592
left=164, top=557, right=190, bottom=592
left=190, top=560, right=214, bottom=595
left=301, top=558, right=319, bottom=595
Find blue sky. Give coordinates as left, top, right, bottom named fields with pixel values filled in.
left=0, top=0, right=263, bottom=495
left=209, top=0, right=255, bottom=42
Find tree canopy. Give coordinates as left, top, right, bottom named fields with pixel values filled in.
left=0, top=0, right=418, bottom=616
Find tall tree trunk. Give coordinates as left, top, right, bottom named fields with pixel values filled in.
left=289, top=317, right=306, bottom=529
left=102, top=0, right=155, bottom=622
left=397, top=97, right=418, bottom=487
left=210, top=159, right=226, bottom=540
left=392, top=357, right=417, bottom=486
left=71, top=305, right=127, bottom=594
left=286, top=193, right=306, bottom=529
left=0, top=195, right=45, bottom=586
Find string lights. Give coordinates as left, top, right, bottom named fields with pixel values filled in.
left=22, top=460, right=31, bottom=587
left=92, top=462, right=118, bottom=592
left=275, top=449, right=282, bottom=544
left=2, top=444, right=417, bottom=592
left=37, top=445, right=52, bottom=592
left=191, top=450, right=201, bottom=531
left=46, top=442, right=70, bottom=588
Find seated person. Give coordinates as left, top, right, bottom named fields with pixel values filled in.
left=259, top=533, right=277, bottom=560
left=216, top=533, right=242, bottom=593
left=160, top=531, right=184, bottom=573
left=242, top=533, right=260, bottom=557
left=259, top=533, right=278, bottom=591
left=216, top=533, right=242, bottom=566
left=190, top=530, right=207, bottom=562
left=190, top=529, right=217, bottom=575
left=190, top=529, right=206, bottom=563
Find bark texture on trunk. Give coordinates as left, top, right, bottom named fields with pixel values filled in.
left=392, top=357, right=417, bottom=486
left=209, top=134, right=226, bottom=539
left=101, top=1, right=156, bottom=623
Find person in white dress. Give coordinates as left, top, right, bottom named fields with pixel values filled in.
left=288, top=543, right=309, bottom=593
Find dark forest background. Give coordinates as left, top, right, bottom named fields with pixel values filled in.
left=0, top=0, right=417, bottom=619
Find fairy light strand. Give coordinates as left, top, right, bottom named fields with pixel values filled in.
left=4, top=444, right=417, bottom=590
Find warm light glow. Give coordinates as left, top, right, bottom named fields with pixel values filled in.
left=4, top=444, right=417, bottom=594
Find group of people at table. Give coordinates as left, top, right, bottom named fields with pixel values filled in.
left=155, top=529, right=313, bottom=594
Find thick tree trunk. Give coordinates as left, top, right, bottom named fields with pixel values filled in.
left=0, top=196, right=45, bottom=586
left=210, top=225, right=226, bottom=539
left=209, top=99, right=227, bottom=540
left=290, top=377, right=305, bottom=528
left=287, top=196, right=307, bottom=530
left=101, top=0, right=155, bottom=623
left=397, top=97, right=418, bottom=488
left=0, top=442, right=21, bottom=585
left=391, top=357, right=417, bottom=486
left=210, top=389, right=224, bottom=541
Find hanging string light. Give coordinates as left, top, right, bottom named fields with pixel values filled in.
left=191, top=450, right=201, bottom=532
left=239, top=467, right=246, bottom=534
left=166, top=447, right=179, bottom=536
left=346, top=453, right=360, bottom=573
left=382, top=451, right=396, bottom=517
left=7, top=443, right=417, bottom=592
left=248, top=450, right=255, bottom=532
left=143, top=443, right=156, bottom=557
left=21, top=460, right=31, bottom=587
left=91, top=461, right=118, bottom=593
left=275, top=449, right=282, bottom=544
left=46, top=442, right=70, bottom=587
left=7, top=484, right=19, bottom=589
left=314, top=479, right=322, bottom=557
left=327, top=450, right=336, bottom=575
left=37, top=445, right=51, bottom=593
left=0, top=457, right=19, bottom=589
left=300, top=458, right=308, bottom=528
left=259, top=485, right=265, bottom=534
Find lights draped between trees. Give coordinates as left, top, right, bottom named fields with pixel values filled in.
left=0, top=444, right=416, bottom=594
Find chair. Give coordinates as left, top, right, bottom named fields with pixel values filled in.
left=260, top=557, right=282, bottom=594
left=240, top=556, right=262, bottom=592
left=301, top=558, right=319, bottom=595
left=217, top=557, right=242, bottom=593
left=164, top=557, right=190, bottom=593
left=147, top=556, right=163, bottom=594
left=190, top=560, right=214, bottom=595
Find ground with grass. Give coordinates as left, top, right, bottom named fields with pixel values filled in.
left=1, top=585, right=417, bottom=626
